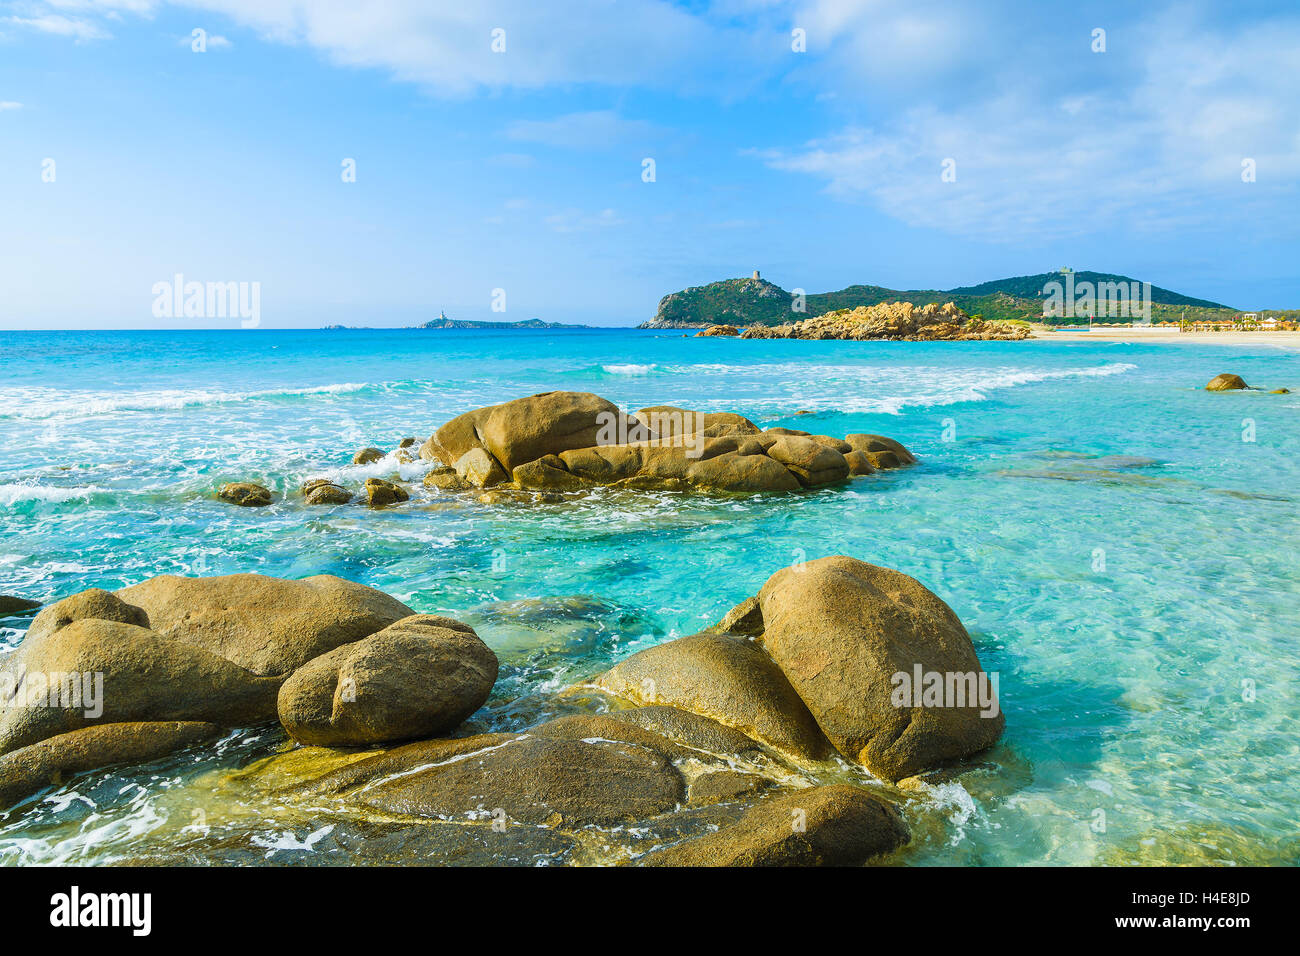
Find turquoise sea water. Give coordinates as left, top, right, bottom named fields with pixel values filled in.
left=1, top=328, right=1297, bottom=865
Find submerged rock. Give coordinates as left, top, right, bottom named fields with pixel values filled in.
left=0, top=721, right=223, bottom=809
left=218, top=482, right=273, bottom=507
left=641, top=785, right=908, bottom=866
left=302, top=729, right=686, bottom=828
left=0, top=596, right=41, bottom=616
left=1206, top=373, right=1249, bottom=391
left=277, top=615, right=498, bottom=747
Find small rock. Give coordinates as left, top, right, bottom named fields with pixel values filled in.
left=304, top=483, right=352, bottom=505
left=218, top=482, right=273, bottom=507
left=364, top=478, right=409, bottom=507
left=1206, top=373, right=1249, bottom=391
left=352, top=447, right=386, bottom=464
left=423, top=467, right=472, bottom=492
left=455, top=448, right=509, bottom=489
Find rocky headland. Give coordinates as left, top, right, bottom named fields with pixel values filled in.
left=733, top=301, right=1031, bottom=342
left=0, top=555, right=1004, bottom=866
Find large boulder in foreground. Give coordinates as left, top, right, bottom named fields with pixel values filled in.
left=642, top=785, right=907, bottom=866
left=1205, top=373, right=1249, bottom=391
left=0, top=721, right=222, bottom=808
left=0, top=620, right=280, bottom=753
left=757, top=556, right=1003, bottom=781
left=589, top=630, right=828, bottom=761
left=114, top=573, right=414, bottom=676
left=300, top=726, right=686, bottom=828
left=277, top=615, right=498, bottom=746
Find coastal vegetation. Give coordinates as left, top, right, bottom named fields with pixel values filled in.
left=640, top=271, right=1268, bottom=329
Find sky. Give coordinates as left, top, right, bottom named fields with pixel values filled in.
left=1, top=0, right=1297, bottom=328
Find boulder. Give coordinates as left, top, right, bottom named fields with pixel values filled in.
left=1206, top=374, right=1249, bottom=391
left=695, top=324, right=741, bottom=337
left=0, top=721, right=223, bottom=809
left=757, top=556, right=1003, bottom=781
left=218, top=482, right=272, bottom=507
left=590, top=630, right=829, bottom=761
left=114, top=573, right=414, bottom=675
left=352, top=447, right=385, bottom=464
left=641, top=785, right=908, bottom=866
left=454, top=448, right=509, bottom=489
left=0, top=619, right=281, bottom=753
left=301, top=730, right=686, bottom=828
left=364, top=478, right=409, bottom=507
left=277, top=615, right=498, bottom=746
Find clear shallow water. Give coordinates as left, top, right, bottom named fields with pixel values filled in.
left=1, top=329, right=1298, bottom=865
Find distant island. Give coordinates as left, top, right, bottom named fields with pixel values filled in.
left=324, top=314, right=591, bottom=330
left=413, top=316, right=591, bottom=330
left=637, top=270, right=1267, bottom=329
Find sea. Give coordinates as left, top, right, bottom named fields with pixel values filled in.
left=1, top=328, right=1297, bottom=865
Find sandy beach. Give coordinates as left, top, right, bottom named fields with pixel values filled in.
left=1032, top=328, right=1300, bottom=347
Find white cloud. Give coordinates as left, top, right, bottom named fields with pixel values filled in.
left=505, top=110, right=657, bottom=149
left=545, top=207, right=625, bottom=233
left=0, top=101, right=23, bottom=110
left=4, top=13, right=110, bottom=40
left=759, top=8, right=1300, bottom=240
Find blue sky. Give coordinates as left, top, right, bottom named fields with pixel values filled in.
left=1, top=0, right=1297, bottom=328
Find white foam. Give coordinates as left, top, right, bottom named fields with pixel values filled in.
left=602, top=363, right=658, bottom=375
left=0, top=383, right=369, bottom=421
left=0, top=483, right=109, bottom=507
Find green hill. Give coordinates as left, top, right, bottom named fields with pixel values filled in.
left=640, top=272, right=1237, bottom=328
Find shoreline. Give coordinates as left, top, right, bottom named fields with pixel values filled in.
left=1030, top=329, right=1300, bottom=347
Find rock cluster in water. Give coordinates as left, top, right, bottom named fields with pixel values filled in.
left=0, top=555, right=1004, bottom=866
left=734, top=301, right=1031, bottom=341
left=416, top=391, right=916, bottom=495
left=214, top=392, right=918, bottom=508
